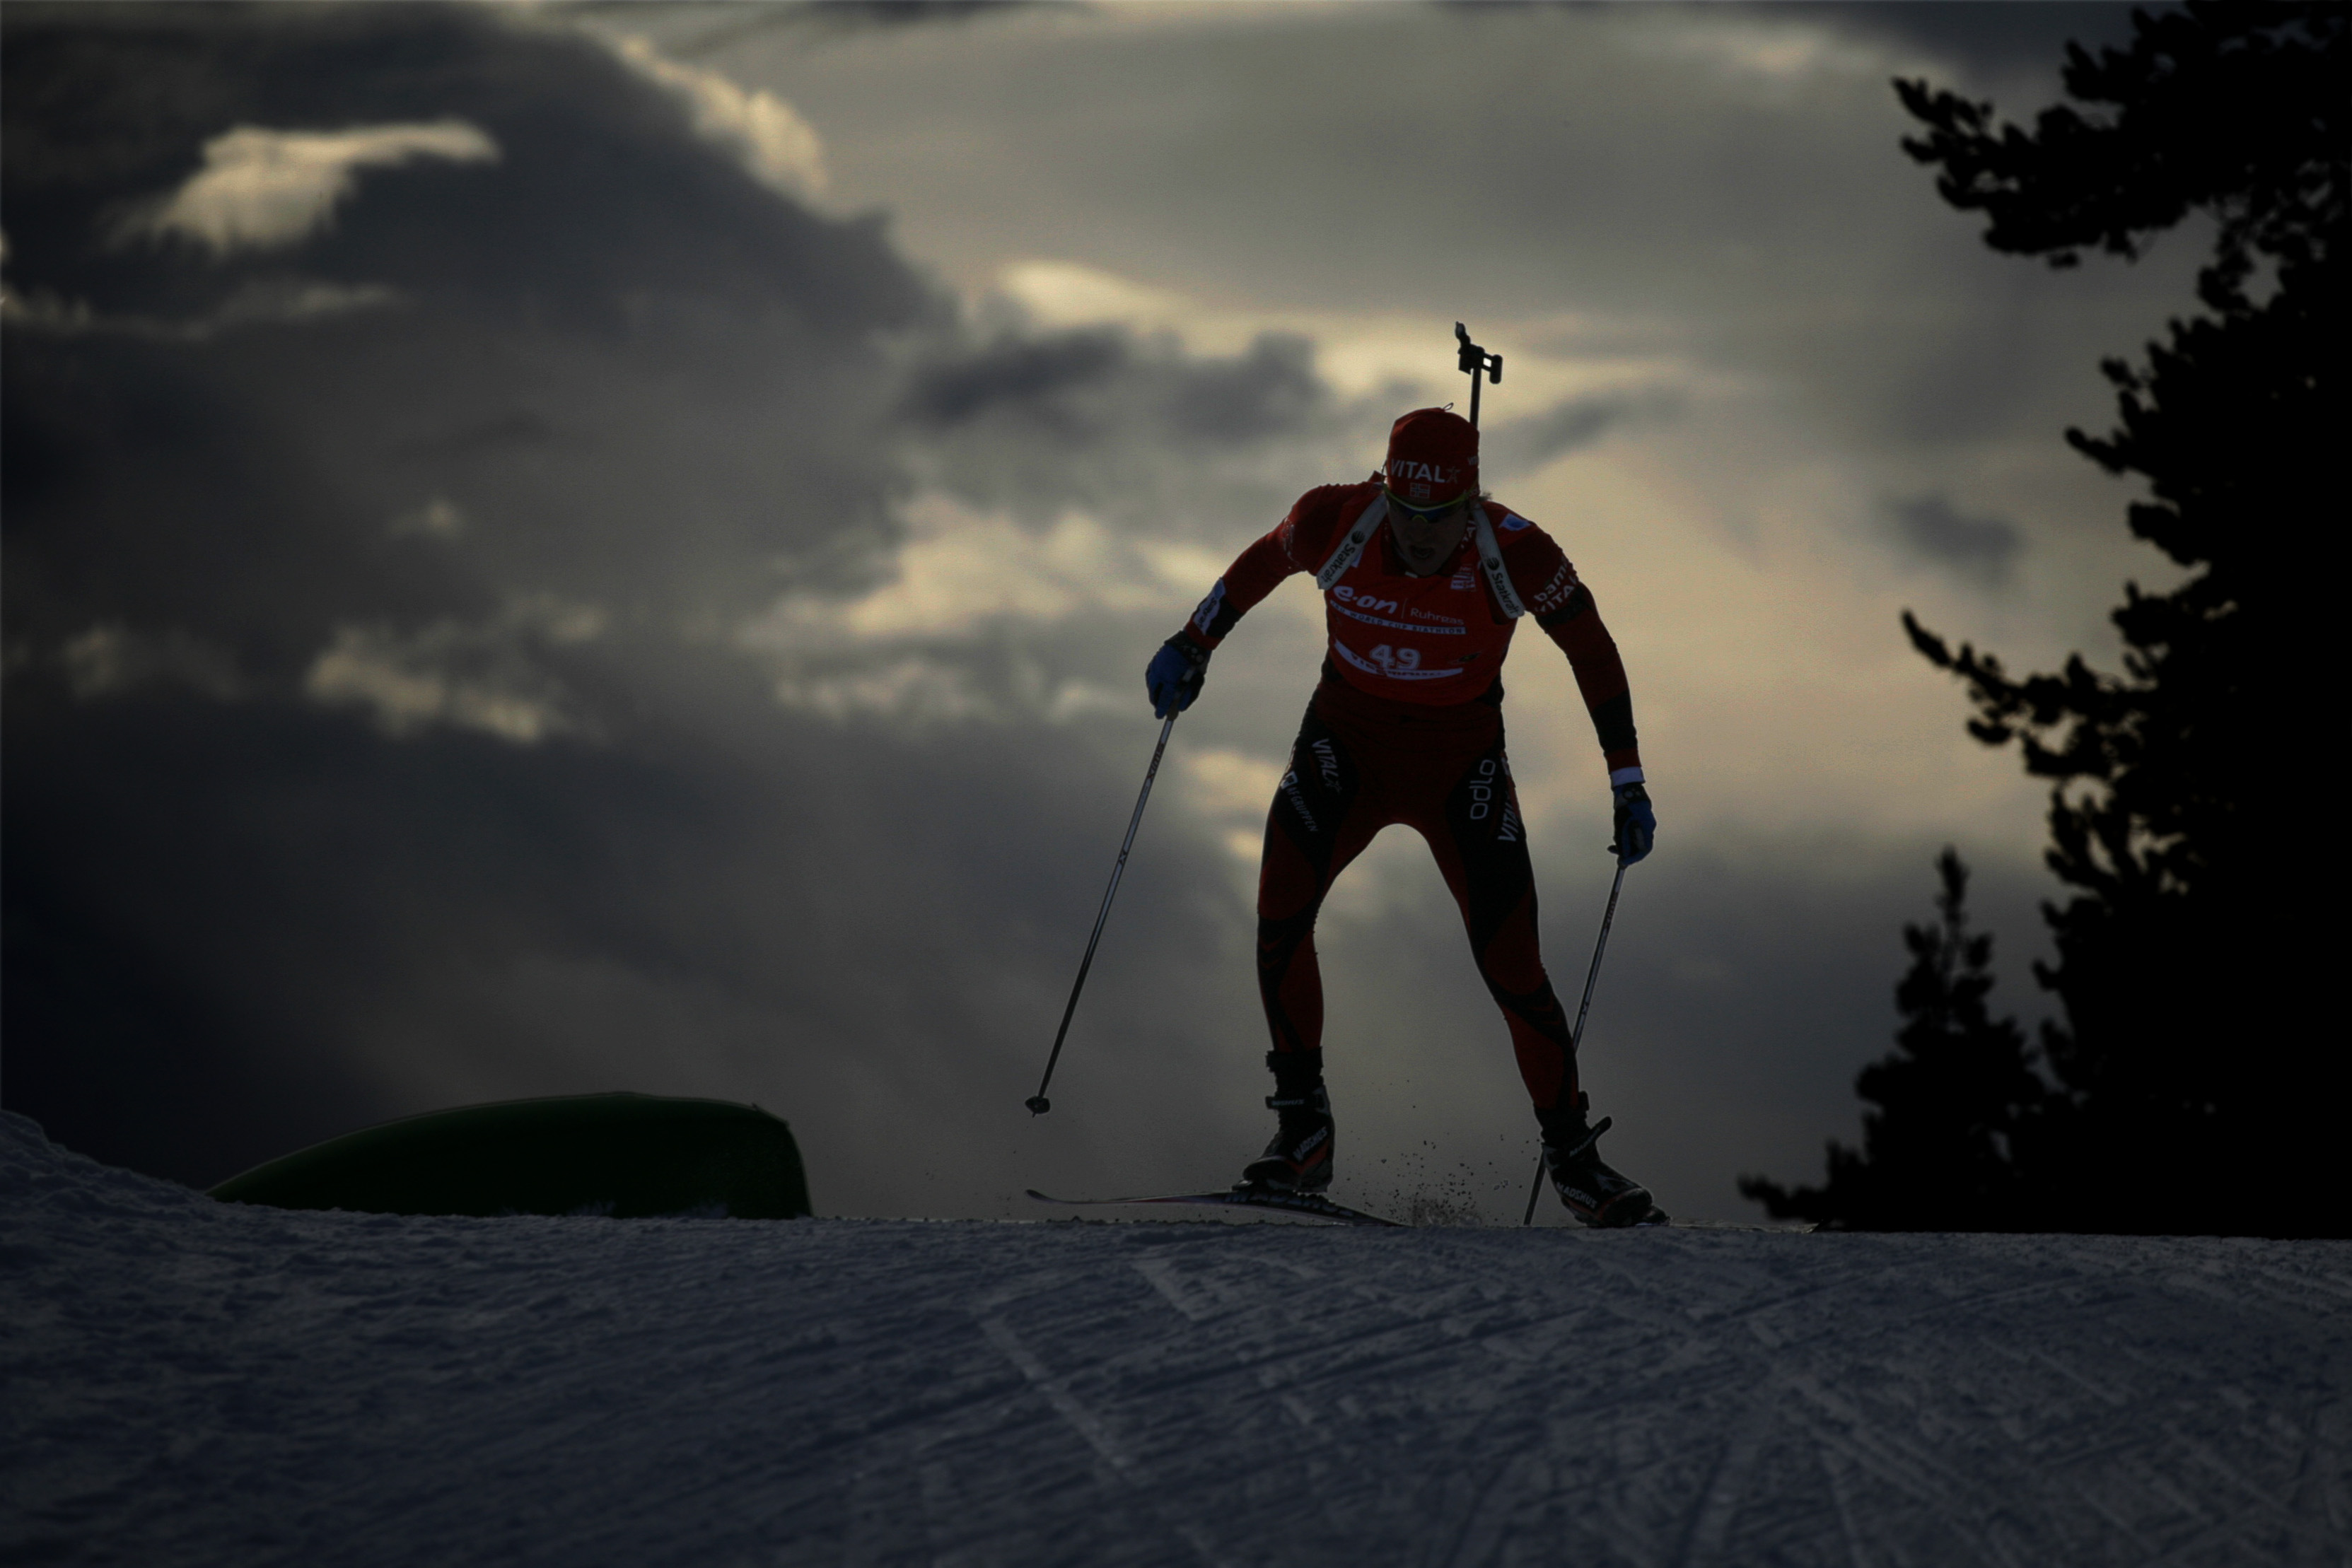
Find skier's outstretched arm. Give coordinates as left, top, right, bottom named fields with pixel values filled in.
left=1143, top=488, right=1348, bottom=716
left=1530, top=570, right=1656, bottom=864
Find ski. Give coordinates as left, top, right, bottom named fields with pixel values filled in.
left=1025, top=1189, right=1809, bottom=1231
left=1025, top=1187, right=1407, bottom=1228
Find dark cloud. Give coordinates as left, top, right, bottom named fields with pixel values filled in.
left=897, top=324, right=1362, bottom=535
left=3, top=657, right=1256, bottom=1196
left=1480, top=390, right=1678, bottom=476
left=714, top=0, right=2213, bottom=508
left=1163, top=332, right=1327, bottom=444
left=0, top=3, right=1067, bottom=1196
left=391, top=411, right=561, bottom=466
left=902, top=326, right=1330, bottom=447
left=612, top=0, right=1044, bottom=60
left=1883, top=492, right=2023, bottom=586
left=6, top=8, right=848, bottom=321
left=901, top=328, right=1131, bottom=435
left=4, top=4, right=936, bottom=632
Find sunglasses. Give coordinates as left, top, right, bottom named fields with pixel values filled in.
left=1385, top=489, right=1466, bottom=522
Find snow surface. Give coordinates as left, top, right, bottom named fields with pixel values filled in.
left=4, top=1112, right=2346, bottom=1567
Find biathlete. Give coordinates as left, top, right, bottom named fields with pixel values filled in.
left=1144, top=406, right=1662, bottom=1227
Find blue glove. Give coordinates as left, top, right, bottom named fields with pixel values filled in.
left=1146, top=638, right=1209, bottom=718
left=1612, top=782, right=1655, bottom=864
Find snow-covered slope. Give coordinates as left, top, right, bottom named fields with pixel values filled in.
left=4, top=1112, right=2345, bottom=1567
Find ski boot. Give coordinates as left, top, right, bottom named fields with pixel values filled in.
left=1239, top=1050, right=1334, bottom=1193
left=1539, top=1092, right=1663, bottom=1227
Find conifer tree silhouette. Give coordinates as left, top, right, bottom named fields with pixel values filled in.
left=1742, top=851, right=2042, bottom=1231
left=1752, top=4, right=2344, bottom=1235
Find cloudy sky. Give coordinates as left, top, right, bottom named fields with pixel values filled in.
left=2, top=1, right=2191, bottom=1222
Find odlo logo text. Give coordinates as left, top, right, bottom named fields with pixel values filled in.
left=1466, top=756, right=1520, bottom=842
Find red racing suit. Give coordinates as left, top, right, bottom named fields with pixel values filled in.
left=1171, top=481, right=1642, bottom=1114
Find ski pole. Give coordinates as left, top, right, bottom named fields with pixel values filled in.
left=1523, top=857, right=1630, bottom=1224
left=1025, top=712, right=1178, bottom=1116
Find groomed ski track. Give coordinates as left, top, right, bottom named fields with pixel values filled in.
left=4, top=1113, right=2345, bottom=1567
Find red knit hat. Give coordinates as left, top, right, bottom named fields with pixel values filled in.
left=1384, top=407, right=1478, bottom=513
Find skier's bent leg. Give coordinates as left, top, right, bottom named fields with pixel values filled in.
left=1246, top=705, right=1375, bottom=1190
left=1428, top=739, right=1579, bottom=1113
left=1254, top=706, right=1371, bottom=1058
left=1427, top=738, right=1655, bottom=1224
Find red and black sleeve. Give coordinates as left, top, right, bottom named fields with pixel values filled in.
left=1170, top=485, right=1357, bottom=654
left=1505, top=527, right=1643, bottom=778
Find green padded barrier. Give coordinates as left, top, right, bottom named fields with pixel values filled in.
left=210, top=1092, right=810, bottom=1219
